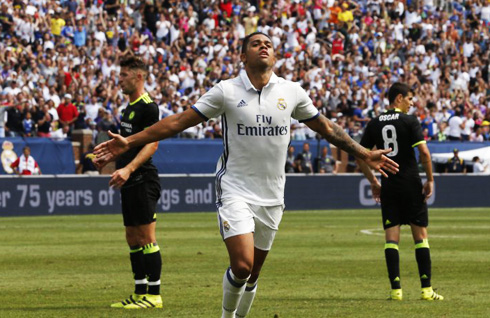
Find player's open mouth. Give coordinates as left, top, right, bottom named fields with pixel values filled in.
left=260, top=51, right=269, bottom=57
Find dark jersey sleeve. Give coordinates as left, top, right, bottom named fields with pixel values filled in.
left=143, top=103, right=159, bottom=128
left=360, top=120, right=376, bottom=149
left=408, top=115, right=425, bottom=147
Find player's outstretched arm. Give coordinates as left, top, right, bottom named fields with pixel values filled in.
left=305, top=115, right=399, bottom=177
left=94, top=108, right=203, bottom=167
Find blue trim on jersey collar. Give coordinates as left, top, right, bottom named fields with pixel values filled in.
left=191, top=105, right=208, bottom=121
left=239, top=70, right=279, bottom=92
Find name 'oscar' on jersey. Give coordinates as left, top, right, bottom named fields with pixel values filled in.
left=360, top=108, right=426, bottom=187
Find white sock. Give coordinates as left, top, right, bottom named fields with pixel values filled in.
left=236, top=281, right=258, bottom=318
left=222, top=267, right=248, bottom=318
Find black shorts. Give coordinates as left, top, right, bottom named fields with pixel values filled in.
left=380, top=183, right=428, bottom=230
left=120, top=172, right=161, bottom=227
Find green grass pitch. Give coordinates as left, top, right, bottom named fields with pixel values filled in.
left=0, top=208, right=489, bottom=318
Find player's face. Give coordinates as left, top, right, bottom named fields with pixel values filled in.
left=241, top=34, right=275, bottom=69
left=119, top=67, right=138, bottom=95
left=399, top=93, right=413, bottom=113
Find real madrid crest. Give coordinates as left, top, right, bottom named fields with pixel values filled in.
left=223, top=221, right=230, bottom=232
left=129, top=111, right=135, bottom=120
left=277, top=98, right=287, bottom=110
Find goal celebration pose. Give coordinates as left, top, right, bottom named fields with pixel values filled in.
left=95, top=32, right=399, bottom=316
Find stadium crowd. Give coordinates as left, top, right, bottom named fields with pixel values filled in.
left=1, top=0, right=490, bottom=144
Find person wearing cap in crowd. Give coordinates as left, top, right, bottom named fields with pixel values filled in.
left=57, top=93, right=79, bottom=133
left=445, top=148, right=466, bottom=173
left=480, top=120, right=490, bottom=140
left=337, top=2, right=355, bottom=30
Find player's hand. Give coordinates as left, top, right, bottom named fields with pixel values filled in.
left=371, top=180, right=381, bottom=203
left=364, top=148, right=399, bottom=178
left=93, top=131, right=129, bottom=168
left=109, top=167, right=131, bottom=189
left=422, top=180, right=434, bottom=202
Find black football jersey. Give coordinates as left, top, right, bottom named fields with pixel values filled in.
left=360, top=108, right=425, bottom=186
left=116, top=92, right=159, bottom=182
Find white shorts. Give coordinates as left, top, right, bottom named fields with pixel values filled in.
left=217, top=199, right=285, bottom=251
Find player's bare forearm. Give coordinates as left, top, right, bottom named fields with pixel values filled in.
left=306, top=115, right=369, bottom=160
left=125, top=141, right=159, bottom=174
left=418, top=143, right=434, bottom=182
left=127, top=108, right=203, bottom=149
left=109, top=142, right=158, bottom=188
left=356, top=158, right=378, bottom=185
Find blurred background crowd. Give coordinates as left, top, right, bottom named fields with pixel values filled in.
left=1, top=0, right=490, bottom=146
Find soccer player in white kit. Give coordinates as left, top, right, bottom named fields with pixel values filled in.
left=94, top=32, right=399, bottom=317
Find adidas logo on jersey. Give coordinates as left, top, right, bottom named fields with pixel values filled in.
left=237, top=99, right=248, bottom=108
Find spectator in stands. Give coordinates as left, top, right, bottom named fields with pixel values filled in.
left=0, top=101, right=13, bottom=138
left=480, top=121, right=490, bottom=140
left=77, top=143, right=99, bottom=175
left=472, top=156, right=488, bottom=174
left=22, top=111, right=34, bottom=137
left=285, top=145, right=297, bottom=173
left=35, top=104, right=53, bottom=138
left=445, top=148, right=466, bottom=173
left=5, top=103, right=24, bottom=137
left=447, top=108, right=464, bottom=141
left=461, top=110, right=475, bottom=141
left=57, top=94, right=79, bottom=133
left=295, top=142, right=313, bottom=173
left=10, top=146, right=41, bottom=175
left=51, top=123, right=70, bottom=140
left=317, top=146, right=339, bottom=174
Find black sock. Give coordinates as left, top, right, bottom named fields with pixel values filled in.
left=129, top=245, right=147, bottom=295
left=384, top=241, right=401, bottom=289
left=415, top=239, right=432, bottom=288
left=143, top=242, right=162, bottom=295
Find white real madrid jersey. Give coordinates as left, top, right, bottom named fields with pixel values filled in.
left=192, top=71, right=319, bottom=206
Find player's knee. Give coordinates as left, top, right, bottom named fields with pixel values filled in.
left=231, top=261, right=253, bottom=280
left=125, top=231, right=138, bottom=245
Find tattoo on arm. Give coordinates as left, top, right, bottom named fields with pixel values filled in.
left=323, top=121, right=368, bottom=159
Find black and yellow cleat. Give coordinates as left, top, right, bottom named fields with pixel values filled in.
left=421, top=287, right=444, bottom=301
left=124, top=294, right=163, bottom=309
left=389, top=289, right=403, bottom=300
left=111, top=293, right=146, bottom=308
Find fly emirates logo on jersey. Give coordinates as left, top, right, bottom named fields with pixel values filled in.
left=237, top=115, right=288, bottom=137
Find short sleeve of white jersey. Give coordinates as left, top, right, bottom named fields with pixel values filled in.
left=291, top=83, right=319, bottom=122
left=192, top=84, right=225, bottom=120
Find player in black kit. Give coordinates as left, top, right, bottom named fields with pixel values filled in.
left=357, top=82, right=444, bottom=301
left=98, top=57, right=162, bottom=309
